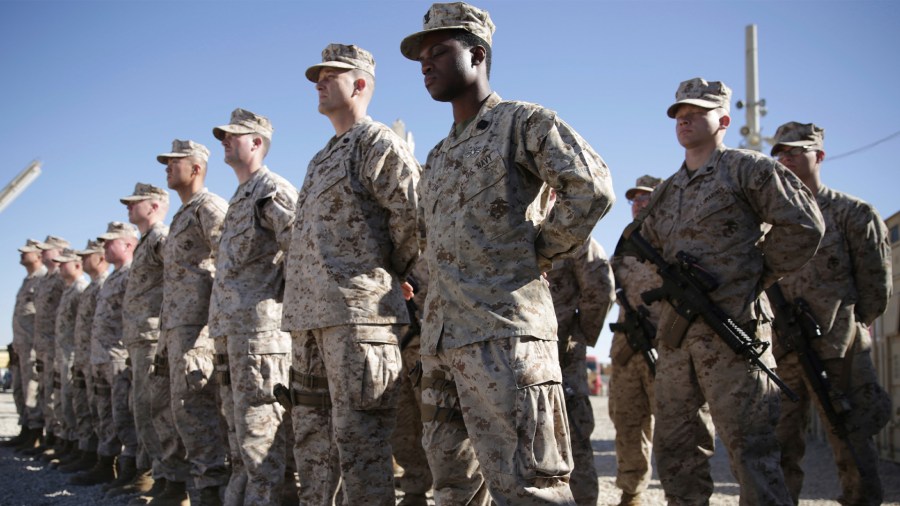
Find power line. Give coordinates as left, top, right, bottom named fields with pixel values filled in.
left=826, top=129, right=900, bottom=162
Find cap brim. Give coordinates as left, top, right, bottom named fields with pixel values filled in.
left=35, top=242, right=55, bottom=251
left=625, top=186, right=655, bottom=200
left=53, top=255, right=78, bottom=263
left=666, top=99, right=721, bottom=118
left=98, top=233, right=127, bottom=241
left=212, top=124, right=257, bottom=141
left=305, top=61, right=358, bottom=83
left=74, top=249, right=103, bottom=256
left=18, top=246, right=40, bottom=253
left=770, top=140, right=817, bottom=156
left=119, top=196, right=152, bottom=205
left=400, top=25, right=472, bottom=60
left=156, top=152, right=188, bottom=164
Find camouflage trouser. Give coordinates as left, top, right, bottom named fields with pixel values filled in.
left=71, top=360, right=98, bottom=451
left=224, top=331, right=290, bottom=506
left=147, top=333, right=189, bottom=484
left=53, top=347, right=77, bottom=440
left=18, top=344, right=43, bottom=430
left=290, top=325, right=402, bottom=506
left=422, top=336, right=575, bottom=506
left=654, top=324, right=791, bottom=506
left=560, top=337, right=597, bottom=506
left=391, top=332, right=434, bottom=499
left=126, top=340, right=168, bottom=475
left=37, top=347, right=57, bottom=435
left=608, top=349, right=655, bottom=496
left=154, top=325, right=227, bottom=489
left=11, top=343, right=25, bottom=425
left=775, top=339, right=889, bottom=506
left=94, top=360, right=137, bottom=457
left=214, top=337, right=245, bottom=506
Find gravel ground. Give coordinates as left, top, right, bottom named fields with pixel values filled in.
left=0, top=390, right=897, bottom=505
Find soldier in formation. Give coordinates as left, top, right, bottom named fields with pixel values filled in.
left=3, top=4, right=897, bottom=506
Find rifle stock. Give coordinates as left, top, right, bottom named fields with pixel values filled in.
left=619, top=227, right=798, bottom=401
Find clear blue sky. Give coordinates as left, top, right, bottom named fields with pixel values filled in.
left=2, top=0, right=898, bottom=361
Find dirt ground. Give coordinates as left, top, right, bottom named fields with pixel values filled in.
left=0, top=390, right=897, bottom=505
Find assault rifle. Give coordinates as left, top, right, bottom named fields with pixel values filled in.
left=608, top=287, right=658, bottom=376
left=617, top=225, right=798, bottom=401
left=765, top=283, right=863, bottom=470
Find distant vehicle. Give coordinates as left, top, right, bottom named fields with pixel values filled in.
left=585, top=356, right=602, bottom=396
left=1, top=370, right=11, bottom=392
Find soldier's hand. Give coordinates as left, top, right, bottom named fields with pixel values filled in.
left=401, top=281, right=415, bottom=301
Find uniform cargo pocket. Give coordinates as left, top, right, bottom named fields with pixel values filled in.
left=352, top=342, right=402, bottom=411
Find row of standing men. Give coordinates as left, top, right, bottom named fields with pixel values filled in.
left=5, top=1, right=895, bottom=506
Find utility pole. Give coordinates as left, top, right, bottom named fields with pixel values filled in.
left=735, top=24, right=768, bottom=152
left=391, top=119, right=415, bottom=157
left=0, top=160, right=41, bottom=214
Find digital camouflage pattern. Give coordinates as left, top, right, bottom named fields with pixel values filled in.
left=211, top=165, right=296, bottom=506
left=161, top=189, right=227, bottom=329
left=609, top=255, right=661, bottom=497
left=72, top=271, right=107, bottom=451
left=159, top=188, right=229, bottom=489
left=123, top=221, right=167, bottom=346
left=53, top=277, right=88, bottom=440
left=400, top=1, right=496, bottom=60
left=291, top=325, right=402, bottom=505
left=640, top=144, right=825, bottom=505
left=769, top=121, right=825, bottom=155
left=208, top=166, right=297, bottom=338
left=284, top=113, right=418, bottom=504
left=283, top=117, right=419, bottom=332
left=547, top=237, right=614, bottom=506
left=774, top=185, right=892, bottom=505
left=666, top=77, right=732, bottom=118
left=421, top=338, right=573, bottom=505
left=417, top=92, right=615, bottom=355
left=417, top=90, right=612, bottom=504
left=123, top=220, right=169, bottom=477
left=93, top=359, right=137, bottom=458
left=224, top=330, right=290, bottom=506
left=90, top=264, right=130, bottom=365
left=34, top=270, right=66, bottom=434
left=304, top=43, right=376, bottom=82
left=13, top=265, right=46, bottom=429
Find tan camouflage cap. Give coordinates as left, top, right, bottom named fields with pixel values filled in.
left=770, top=121, right=825, bottom=156
left=36, top=235, right=70, bottom=251
left=213, top=108, right=274, bottom=141
left=74, top=239, right=105, bottom=256
left=625, top=175, right=664, bottom=200
left=306, top=44, right=376, bottom=83
left=667, top=78, right=732, bottom=118
left=52, top=248, right=80, bottom=264
left=119, top=182, right=169, bottom=205
left=400, top=2, right=495, bottom=60
left=157, top=139, right=211, bottom=164
left=98, top=221, right=139, bottom=242
left=18, top=238, right=42, bottom=254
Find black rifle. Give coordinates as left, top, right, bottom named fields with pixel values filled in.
left=608, top=287, right=658, bottom=376
left=618, top=225, right=798, bottom=401
left=765, top=283, right=864, bottom=470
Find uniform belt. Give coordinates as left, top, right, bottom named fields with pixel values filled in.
left=289, top=368, right=329, bottom=390
left=420, top=403, right=462, bottom=424
left=291, top=389, right=331, bottom=409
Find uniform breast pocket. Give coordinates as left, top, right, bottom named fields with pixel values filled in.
left=812, top=230, right=848, bottom=280
left=459, top=149, right=507, bottom=205
left=312, top=161, right=349, bottom=198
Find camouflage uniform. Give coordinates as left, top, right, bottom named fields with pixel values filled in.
left=284, top=55, right=421, bottom=501
left=209, top=160, right=297, bottom=506
left=608, top=255, right=662, bottom=499
left=770, top=120, right=892, bottom=506
left=391, top=262, right=434, bottom=505
left=92, top=261, right=137, bottom=459
left=34, top=268, right=67, bottom=436
left=122, top=216, right=176, bottom=479
left=12, top=259, right=46, bottom=431
left=640, top=139, right=824, bottom=504
left=53, top=260, right=89, bottom=442
left=408, top=56, right=614, bottom=503
left=157, top=182, right=229, bottom=490
left=73, top=261, right=107, bottom=453
left=547, top=237, right=614, bottom=506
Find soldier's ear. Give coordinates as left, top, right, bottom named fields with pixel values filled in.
left=718, top=113, right=731, bottom=129
left=470, top=45, right=486, bottom=68
left=816, top=150, right=826, bottom=163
